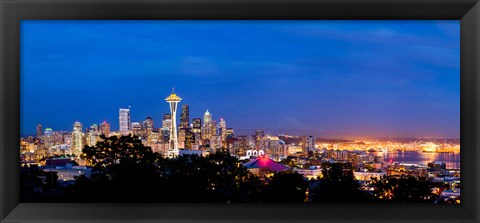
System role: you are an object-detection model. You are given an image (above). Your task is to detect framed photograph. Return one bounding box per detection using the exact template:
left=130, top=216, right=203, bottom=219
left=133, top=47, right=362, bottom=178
left=1, top=0, right=479, bottom=222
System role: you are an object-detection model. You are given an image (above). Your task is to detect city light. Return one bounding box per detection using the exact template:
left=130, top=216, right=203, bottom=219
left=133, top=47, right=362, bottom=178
left=20, top=89, right=461, bottom=203
left=20, top=20, right=460, bottom=203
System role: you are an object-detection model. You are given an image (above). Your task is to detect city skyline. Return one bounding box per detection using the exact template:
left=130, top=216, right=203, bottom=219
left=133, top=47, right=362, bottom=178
left=21, top=20, right=460, bottom=138
left=24, top=101, right=461, bottom=140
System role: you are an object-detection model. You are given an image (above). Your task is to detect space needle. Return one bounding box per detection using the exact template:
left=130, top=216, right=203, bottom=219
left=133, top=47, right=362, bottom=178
left=165, top=87, right=182, bottom=158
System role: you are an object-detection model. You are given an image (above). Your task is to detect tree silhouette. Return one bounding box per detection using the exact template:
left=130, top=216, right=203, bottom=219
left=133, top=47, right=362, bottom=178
left=21, top=135, right=453, bottom=203
left=74, top=134, right=163, bottom=202
left=20, top=165, right=62, bottom=202
left=310, top=163, right=372, bottom=202
left=372, top=176, right=439, bottom=203
left=82, top=134, right=160, bottom=174
left=72, top=136, right=261, bottom=202
left=262, top=171, right=308, bottom=202
left=158, top=151, right=261, bottom=202
left=20, top=165, right=44, bottom=201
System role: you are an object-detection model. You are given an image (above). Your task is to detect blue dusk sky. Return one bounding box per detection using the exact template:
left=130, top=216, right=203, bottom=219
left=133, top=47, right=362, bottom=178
left=20, top=20, right=460, bottom=138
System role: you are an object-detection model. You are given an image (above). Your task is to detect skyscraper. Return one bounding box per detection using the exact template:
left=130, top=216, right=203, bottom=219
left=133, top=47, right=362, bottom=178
left=192, top=118, right=202, bottom=134
left=178, top=129, right=186, bottom=149
left=162, top=127, right=170, bottom=144
left=202, top=110, right=213, bottom=140
left=131, top=122, right=143, bottom=137
left=306, top=135, right=316, bottom=153
left=72, top=121, right=83, bottom=156
left=180, top=104, right=189, bottom=129
left=44, top=128, right=53, bottom=138
left=43, top=127, right=53, bottom=148
left=162, top=114, right=172, bottom=129
left=184, top=129, right=195, bottom=149
left=255, top=129, right=265, bottom=140
left=192, top=118, right=202, bottom=147
left=86, top=124, right=100, bottom=147
left=162, top=114, right=171, bottom=144
left=119, top=106, right=131, bottom=135
left=210, top=120, right=217, bottom=139
left=99, top=121, right=111, bottom=137
left=219, top=118, right=227, bottom=145
left=203, top=110, right=212, bottom=123
left=226, top=128, right=234, bottom=139
left=255, top=129, right=265, bottom=151
left=165, top=87, right=182, bottom=158
left=36, top=124, right=42, bottom=139
left=143, top=117, right=154, bottom=136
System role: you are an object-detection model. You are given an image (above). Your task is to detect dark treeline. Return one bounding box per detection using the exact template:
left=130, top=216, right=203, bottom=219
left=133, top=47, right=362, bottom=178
left=21, top=135, right=443, bottom=203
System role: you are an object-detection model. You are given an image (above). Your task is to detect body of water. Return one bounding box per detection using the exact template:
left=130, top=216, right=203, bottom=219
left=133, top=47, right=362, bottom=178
left=369, top=150, right=460, bottom=169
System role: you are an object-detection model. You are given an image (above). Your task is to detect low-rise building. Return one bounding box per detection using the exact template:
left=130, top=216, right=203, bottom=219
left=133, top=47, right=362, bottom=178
left=42, top=165, right=91, bottom=182
left=293, top=166, right=323, bottom=180
left=387, top=163, right=428, bottom=178
left=353, top=170, right=387, bottom=182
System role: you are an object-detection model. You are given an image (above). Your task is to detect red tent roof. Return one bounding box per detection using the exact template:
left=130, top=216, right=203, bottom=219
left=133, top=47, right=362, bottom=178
left=243, top=156, right=290, bottom=172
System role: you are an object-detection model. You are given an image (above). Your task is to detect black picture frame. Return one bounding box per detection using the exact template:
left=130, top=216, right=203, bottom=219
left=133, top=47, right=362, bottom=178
left=1, top=0, right=479, bottom=222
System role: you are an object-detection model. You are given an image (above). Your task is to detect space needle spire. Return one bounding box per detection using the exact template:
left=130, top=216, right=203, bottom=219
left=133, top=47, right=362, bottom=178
left=165, top=87, right=182, bottom=158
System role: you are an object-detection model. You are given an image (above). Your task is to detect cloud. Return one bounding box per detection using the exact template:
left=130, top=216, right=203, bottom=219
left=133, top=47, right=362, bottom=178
left=283, top=24, right=455, bottom=49
left=181, top=57, right=219, bottom=75
left=268, top=117, right=315, bottom=134
left=229, top=61, right=300, bottom=76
